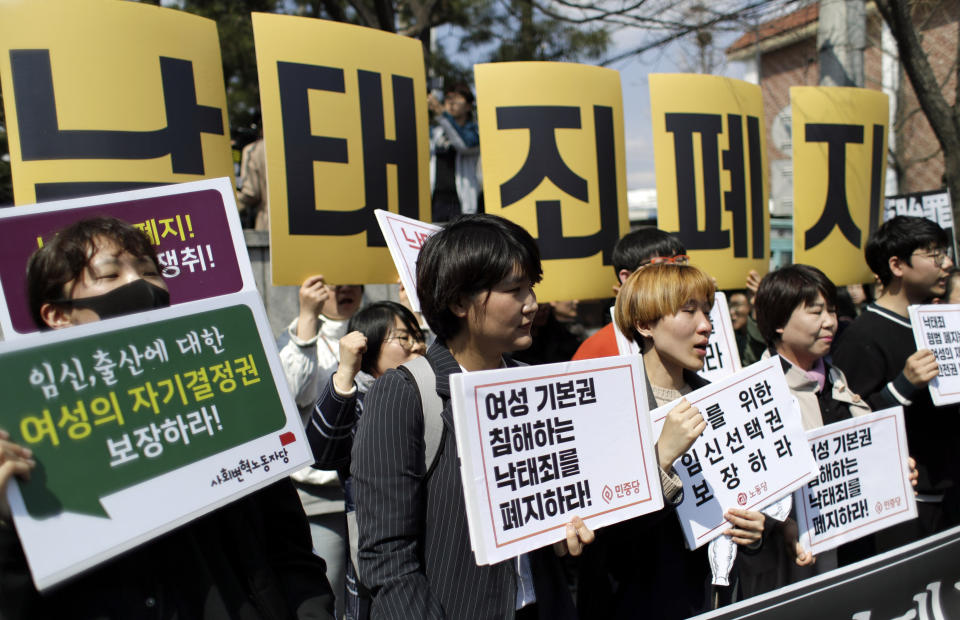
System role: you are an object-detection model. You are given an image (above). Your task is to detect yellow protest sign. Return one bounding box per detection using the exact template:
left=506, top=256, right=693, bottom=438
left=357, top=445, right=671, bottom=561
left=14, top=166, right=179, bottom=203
left=650, top=74, right=769, bottom=289
left=0, top=0, right=232, bottom=205
left=252, top=14, right=431, bottom=286
left=792, top=87, right=888, bottom=286
left=475, top=62, right=628, bottom=303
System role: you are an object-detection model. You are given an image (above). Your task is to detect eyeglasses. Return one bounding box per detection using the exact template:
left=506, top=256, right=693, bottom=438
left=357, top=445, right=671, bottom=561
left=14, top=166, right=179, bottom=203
left=642, top=254, right=690, bottom=266
left=912, top=249, right=951, bottom=267
left=385, top=331, right=424, bottom=350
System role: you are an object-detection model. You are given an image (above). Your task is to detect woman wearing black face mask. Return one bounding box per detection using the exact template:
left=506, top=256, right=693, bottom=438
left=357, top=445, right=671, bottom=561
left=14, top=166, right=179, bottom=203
left=1, top=216, right=337, bottom=619
left=27, top=216, right=171, bottom=329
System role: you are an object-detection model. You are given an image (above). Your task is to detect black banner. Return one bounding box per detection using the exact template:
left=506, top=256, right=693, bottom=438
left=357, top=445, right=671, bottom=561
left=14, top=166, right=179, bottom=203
left=696, top=525, right=960, bottom=619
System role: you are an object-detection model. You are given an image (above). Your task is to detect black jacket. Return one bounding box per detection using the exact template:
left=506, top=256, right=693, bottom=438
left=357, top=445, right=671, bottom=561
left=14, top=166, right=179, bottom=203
left=351, top=341, right=577, bottom=619
left=0, top=479, right=334, bottom=620
left=579, top=369, right=713, bottom=620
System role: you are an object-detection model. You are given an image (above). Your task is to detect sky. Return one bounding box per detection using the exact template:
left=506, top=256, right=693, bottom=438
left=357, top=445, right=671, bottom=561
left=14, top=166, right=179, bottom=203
left=435, top=18, right=752, bottom=194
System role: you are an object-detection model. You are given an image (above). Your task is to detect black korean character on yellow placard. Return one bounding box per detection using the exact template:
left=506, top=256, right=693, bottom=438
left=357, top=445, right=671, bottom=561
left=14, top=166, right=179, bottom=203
left=474, top=62, right=629, bottom=302
left=495, top=105, right=620, bottom=264
left=254, top=15, right=431, bottom=286
left=650, top=74, right=769, bottom=289
left=276, top=63, right=419, bottom=243
left=800, top=123, right=885, bottom=250
left=0, top=1, right=233, bottom=205
left=792, top=87, right=888, bottom=286
left=662, top=112, right=765, bottom=258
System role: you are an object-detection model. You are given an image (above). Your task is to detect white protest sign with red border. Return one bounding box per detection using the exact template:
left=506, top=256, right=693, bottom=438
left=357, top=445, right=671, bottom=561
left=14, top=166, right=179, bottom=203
left=374, top=209, right=440, bottom=313
left=651, top=357, right=817, bottom=549
left=795, top=407, right=917, bottom=555
left=450, top=355, right=663, bottom=564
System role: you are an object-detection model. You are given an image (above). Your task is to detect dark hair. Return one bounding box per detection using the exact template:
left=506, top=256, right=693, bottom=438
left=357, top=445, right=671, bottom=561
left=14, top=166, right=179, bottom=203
left=417, top=214, right=542, bottom=342
left=611, top=228, right=685, bottom=277
left=346, top=301, right=423, bottom=375
left=446, top=82, right=475, bottom=106
left=755, top=264, right=837, bottom=346
left=865, top=216, right=949, bottom=286
left=26, top=216, right=160, bottom=330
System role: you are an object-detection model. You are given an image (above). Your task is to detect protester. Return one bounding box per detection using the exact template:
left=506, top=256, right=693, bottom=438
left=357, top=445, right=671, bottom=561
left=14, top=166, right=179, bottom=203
left=1, top=216, right=334, bottom=619
left=572, top=227, right=687, bottom=361
left=238, top=134, right=269, bottom=230
left=743, top=265, right=869, bottom=595
left=352, top=214, right=593, bottom=619
left=579, top=263, right=763, bottom=618
left=428, top=83, right=481, bottom=222
left=832, top=215, right=958, bottom=549
left=727, top=289, right=765, bottom=367
left=307, top=301, right=426, bottom=620
left=277, top=274, right=364, bottom=618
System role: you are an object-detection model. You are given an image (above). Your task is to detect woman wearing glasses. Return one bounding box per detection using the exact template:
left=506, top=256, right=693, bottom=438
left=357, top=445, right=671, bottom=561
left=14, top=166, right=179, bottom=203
left=307, top=301, right=426, bottom=620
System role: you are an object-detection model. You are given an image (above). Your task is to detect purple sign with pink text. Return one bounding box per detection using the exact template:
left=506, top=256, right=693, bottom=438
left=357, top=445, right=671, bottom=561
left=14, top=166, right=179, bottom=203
left=0, top=178, right=253, bottom=338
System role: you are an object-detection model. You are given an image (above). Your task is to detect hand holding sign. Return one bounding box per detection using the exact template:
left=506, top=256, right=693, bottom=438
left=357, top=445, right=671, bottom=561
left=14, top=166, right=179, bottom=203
left=723, top=507, right=764, bottom=545
left=657, top=398, right=706, bottom=471
left=903, top=349, right=939, bottom=388
left=296, top=275, right=331, bottom=341
left=553, top=515, right=596, bottom=557
left=0, top=430, right=35, bottom=519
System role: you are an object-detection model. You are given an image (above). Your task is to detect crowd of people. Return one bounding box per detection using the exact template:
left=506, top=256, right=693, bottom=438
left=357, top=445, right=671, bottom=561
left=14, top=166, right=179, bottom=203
left=0, top=81, right=956, bottom=619
left=1, top=205, right=956, bottom=619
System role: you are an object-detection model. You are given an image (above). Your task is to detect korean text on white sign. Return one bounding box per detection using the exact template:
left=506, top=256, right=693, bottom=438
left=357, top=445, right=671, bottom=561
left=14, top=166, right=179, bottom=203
left=450, top=355, right=663, bottom=565
left=612, top=292, right=741, bottom=384
left=795, top=407, right=917, bottom=555
left=651, top=357, right=817, bottom=549
left=374, top=209, right=440, bottom=313
left=908, top=304, right=960, bottom=406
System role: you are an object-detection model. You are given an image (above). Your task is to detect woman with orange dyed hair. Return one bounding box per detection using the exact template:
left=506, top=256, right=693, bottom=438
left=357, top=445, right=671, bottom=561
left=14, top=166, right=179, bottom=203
left=584, top=264, right=764, bottom=617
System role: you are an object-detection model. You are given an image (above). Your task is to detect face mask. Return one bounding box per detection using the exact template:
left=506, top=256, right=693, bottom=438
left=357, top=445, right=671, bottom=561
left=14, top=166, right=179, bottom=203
left=63, top=279, right=170, bottom=320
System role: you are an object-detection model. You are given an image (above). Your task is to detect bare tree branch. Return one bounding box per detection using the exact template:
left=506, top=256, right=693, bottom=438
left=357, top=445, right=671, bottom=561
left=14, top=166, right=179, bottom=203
left=598, top=0, right=790, bottom=66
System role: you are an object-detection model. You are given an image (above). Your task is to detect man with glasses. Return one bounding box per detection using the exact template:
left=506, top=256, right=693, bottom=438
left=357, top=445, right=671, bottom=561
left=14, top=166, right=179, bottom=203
left=572, top=228, right=686, bottom=361
left=833, top=215, right=960, bottom=549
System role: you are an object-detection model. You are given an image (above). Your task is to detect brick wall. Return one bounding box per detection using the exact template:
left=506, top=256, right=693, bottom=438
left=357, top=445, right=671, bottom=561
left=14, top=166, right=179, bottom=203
left=893, top=2, right=959, bottom=194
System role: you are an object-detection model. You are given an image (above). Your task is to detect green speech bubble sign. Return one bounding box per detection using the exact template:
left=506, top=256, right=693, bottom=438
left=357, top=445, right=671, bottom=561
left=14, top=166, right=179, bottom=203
left=0, top=304, right=286, bottom=518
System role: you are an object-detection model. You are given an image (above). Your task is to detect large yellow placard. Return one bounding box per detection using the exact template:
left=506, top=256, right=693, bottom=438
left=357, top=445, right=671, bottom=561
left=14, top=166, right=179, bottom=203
left=792, top=87, right=888, bottom=286
left=253, top=14, right=431, bottom=286
left=475, top=62, right=628, bottom=303
left=651, top=74, right=769, bottom=289
left=0, top=0, right=232, bottom=205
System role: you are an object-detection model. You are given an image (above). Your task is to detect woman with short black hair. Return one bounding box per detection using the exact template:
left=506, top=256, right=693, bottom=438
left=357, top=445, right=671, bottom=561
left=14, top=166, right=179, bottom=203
left=352, top=214, right=592, bottom=620
left=742, top=264, right=873, bottom=597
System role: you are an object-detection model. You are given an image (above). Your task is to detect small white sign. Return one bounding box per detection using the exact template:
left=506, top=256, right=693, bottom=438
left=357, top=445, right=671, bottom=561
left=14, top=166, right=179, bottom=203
left=374, top=209, right=440, bottom=313
left=650, top=357, right=817, bottom=549
left=795, top=407, right=917, bottom=555
left=612, top=292, right=741, bottom=383
left=450, top=355, right=663, bottom=565
left=907, top=304, right=960, bottom=406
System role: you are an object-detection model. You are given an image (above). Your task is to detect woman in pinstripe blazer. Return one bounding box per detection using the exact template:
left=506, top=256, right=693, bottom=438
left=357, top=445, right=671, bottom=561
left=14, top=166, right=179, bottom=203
left=352, top=215, right=593, bottom=619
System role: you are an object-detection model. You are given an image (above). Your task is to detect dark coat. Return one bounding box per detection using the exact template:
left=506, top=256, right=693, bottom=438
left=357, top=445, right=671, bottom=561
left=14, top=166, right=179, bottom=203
left=351, top=341, right=578, bottom=619
left=579, top=369, right=714, bottom=620
left=0, top=479, right=334, bottom=620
